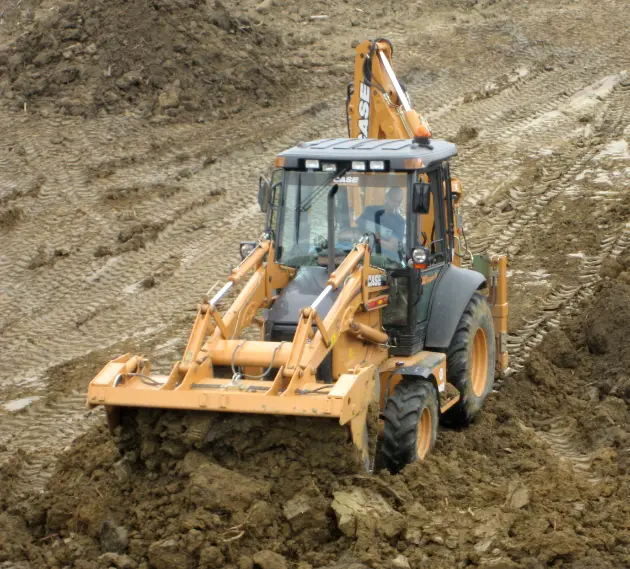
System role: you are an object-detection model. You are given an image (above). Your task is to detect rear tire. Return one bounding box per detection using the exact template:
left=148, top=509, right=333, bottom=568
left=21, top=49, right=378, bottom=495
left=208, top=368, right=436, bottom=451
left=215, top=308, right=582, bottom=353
left=441, top=292, right=495, bottom=427
left=381, top=377, right=438, bottom=474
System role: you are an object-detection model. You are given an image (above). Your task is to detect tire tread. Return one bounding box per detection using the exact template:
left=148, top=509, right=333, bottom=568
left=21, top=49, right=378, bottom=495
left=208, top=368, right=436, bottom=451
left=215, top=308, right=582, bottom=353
left=381, top=377, right=438, bottom=473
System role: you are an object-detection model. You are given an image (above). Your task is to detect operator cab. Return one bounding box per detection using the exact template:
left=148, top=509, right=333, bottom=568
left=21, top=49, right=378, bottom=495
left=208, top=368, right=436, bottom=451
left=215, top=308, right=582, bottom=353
left=257, top=137, right=460, bottom=355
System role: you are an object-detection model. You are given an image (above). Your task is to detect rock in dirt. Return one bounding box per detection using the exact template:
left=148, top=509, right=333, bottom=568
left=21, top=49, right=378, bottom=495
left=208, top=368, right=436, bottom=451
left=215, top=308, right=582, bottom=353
left=199, top=545, right=224, bottom=568
left=99, top=520, right=129, bottom=553
left=238, top=556, right=255, bottom=569
left=98, top=552, right=138, bottom=569
left=244, top=500, right=278, bottom=539
left=93, top=245, right=112, bottom=258
left=585, top=280, right=630, bottom=357
left=111, top=457, right=132, bottom=484
left=471, top=508, right=515, bottom=554
left=331, top=487, right=405, bottom=547
left=183, top=451, right=271, bottom=512
left=539, top=329, right=578, bottom=369
left=148, top=538, right=193, bottom=569
left=252, top=549, right=287, bottom=569
left=283, top=486, right=330, bottom=540
left=158, top=84, right=181, bottom=110
left=116, top=71, right=143, bottom=91
left=118, top=222, right=143, bottom=243
left=28, top=246, right=51, bottom=269
left=255, top=0, right=274, bottom=15
left=599, top=258, right=623, bottom=279
left=453, top=125, right=479, bottom=145
left=392, top=554, right=411, bottom=569
left=505, top=478, right=530, bottom=510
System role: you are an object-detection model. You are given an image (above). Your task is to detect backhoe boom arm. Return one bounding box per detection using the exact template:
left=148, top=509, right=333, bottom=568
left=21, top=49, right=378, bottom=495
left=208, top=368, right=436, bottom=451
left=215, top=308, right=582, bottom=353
left=347, top=39, right=431, bottom=141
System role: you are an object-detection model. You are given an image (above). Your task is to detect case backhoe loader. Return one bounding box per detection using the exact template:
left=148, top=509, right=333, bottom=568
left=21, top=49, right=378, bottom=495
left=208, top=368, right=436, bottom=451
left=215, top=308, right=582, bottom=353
left=87, top=39, right=508, bottom=473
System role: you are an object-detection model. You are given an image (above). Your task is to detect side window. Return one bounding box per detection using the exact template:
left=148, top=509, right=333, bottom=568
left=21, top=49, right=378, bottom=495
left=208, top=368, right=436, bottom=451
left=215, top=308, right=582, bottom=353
left=268, top=169, right=283, bottom=233
left=415, top=171, right=444, bottom=262
left=442, top=164, right=455, bottom=262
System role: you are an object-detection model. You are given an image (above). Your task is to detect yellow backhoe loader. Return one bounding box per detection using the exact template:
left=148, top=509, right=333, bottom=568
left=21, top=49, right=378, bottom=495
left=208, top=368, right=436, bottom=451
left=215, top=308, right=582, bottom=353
left=87, top=39, right=508, bottom=473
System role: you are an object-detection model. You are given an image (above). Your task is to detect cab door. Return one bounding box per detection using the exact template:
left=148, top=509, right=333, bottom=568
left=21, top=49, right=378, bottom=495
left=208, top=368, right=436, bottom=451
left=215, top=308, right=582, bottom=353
left=413, top=167, right=450, bottom=325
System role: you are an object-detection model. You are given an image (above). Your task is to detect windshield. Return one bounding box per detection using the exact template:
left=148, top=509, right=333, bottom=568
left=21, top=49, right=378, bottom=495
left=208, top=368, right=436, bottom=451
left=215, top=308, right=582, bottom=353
left=276, top=170, right=408, bottom=269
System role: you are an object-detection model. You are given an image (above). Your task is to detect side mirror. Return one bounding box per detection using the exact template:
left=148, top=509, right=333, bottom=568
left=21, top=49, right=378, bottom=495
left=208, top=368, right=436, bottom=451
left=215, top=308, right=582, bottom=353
left=412, top=182, right=431, bottom=214
left=258, top=176, right=271, bottom=213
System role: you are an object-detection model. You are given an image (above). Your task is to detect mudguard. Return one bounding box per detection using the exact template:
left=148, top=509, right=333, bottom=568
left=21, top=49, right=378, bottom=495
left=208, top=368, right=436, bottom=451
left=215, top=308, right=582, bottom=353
left=394, top=351, right=446, bottom=396
left=424, top=264, right=486, bottom=350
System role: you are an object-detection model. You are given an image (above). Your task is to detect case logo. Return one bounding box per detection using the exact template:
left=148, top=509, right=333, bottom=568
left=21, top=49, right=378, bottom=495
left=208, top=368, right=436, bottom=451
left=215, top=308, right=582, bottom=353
left=421, top=273, right=438, bottom=286
left=333, top=176, right=360, bottom=185
left=367, top=274, right=387, bottom=287
left=358, top=82, right=370, bottom=138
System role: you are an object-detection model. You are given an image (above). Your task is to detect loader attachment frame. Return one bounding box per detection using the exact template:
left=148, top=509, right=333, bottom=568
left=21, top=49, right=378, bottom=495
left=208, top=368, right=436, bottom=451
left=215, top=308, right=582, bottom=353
left=87, top=240, right=389, bottom=465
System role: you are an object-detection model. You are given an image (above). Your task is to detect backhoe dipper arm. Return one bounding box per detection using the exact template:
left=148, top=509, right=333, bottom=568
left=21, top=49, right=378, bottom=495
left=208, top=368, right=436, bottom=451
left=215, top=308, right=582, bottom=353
left=347, top=39, right=431, bottom=141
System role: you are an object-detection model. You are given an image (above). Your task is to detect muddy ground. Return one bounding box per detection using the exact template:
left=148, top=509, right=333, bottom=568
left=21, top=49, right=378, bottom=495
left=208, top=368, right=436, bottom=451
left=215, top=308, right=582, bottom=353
left=3, top=259, right=630, bottom=569
left=1, top=0, right=630, bottom=566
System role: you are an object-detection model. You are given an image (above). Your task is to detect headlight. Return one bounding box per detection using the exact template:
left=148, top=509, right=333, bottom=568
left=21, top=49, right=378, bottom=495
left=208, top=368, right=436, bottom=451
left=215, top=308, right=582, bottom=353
left=411, top=248, right=429, bottom=269
left=239, top=242, right=257, bottom=260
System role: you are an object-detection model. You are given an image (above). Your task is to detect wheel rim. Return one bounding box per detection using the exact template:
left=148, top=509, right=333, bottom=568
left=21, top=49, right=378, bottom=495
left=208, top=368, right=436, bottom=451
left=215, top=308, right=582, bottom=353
left=471, top=327, right=489, bottom=397
left=416, top=407, right=432, bottom=459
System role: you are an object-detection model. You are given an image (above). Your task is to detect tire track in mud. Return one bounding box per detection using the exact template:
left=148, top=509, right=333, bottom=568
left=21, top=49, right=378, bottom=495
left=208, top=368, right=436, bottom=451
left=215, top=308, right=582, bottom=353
left=483, top=80, right=630, bottom=373
left=503, top=221, right=630, bottom=375
left=471, top=81, right=630, bottom=483
left=0, top=392, right=102, bottom=496
left=519, top=417, right=604, bottom=486
left=461, top=73, right=628, bottom=251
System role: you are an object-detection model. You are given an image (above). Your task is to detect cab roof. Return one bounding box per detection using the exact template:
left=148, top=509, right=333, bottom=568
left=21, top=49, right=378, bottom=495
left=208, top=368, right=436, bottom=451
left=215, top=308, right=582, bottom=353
left=278, top=138, right=457, bottom=170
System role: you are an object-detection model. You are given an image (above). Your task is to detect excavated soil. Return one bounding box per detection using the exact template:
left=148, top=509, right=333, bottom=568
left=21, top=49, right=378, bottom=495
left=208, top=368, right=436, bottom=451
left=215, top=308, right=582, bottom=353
left=1, top=0, right=630, bottom=566
left=0, top=0, right=341, bottom=120
left=2, top=257, right=630, bottom=569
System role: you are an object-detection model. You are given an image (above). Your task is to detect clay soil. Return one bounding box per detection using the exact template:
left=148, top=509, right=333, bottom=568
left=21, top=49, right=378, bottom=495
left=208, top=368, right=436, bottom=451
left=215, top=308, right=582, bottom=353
left=1, top=0, right=630, bottom=567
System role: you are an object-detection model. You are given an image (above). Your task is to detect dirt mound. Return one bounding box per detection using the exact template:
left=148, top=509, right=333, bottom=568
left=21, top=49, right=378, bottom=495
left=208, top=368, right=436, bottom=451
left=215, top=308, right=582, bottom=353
left=1, top=411, right=375, bottom=569
left=0, top=0, right=301, bottom=119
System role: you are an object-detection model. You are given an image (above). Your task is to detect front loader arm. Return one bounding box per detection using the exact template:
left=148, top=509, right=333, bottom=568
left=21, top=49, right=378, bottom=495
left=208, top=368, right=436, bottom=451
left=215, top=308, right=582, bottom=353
left=347, top=39, right=431, bottom=141
left=170, top=240, right=293, bottom=388
left=275, top=243, right=389, bottom=397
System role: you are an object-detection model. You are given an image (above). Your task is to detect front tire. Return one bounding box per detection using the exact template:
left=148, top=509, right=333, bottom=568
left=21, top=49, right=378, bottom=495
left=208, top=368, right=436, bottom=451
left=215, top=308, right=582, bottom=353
left=441, top=292, right=495, bottom=427
left=381, top=377, right=439, bottom=474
